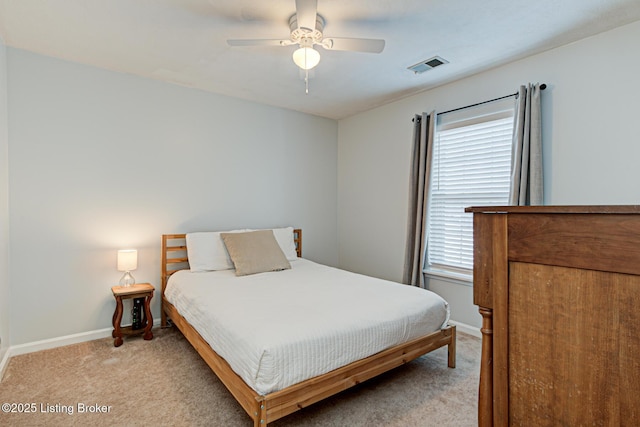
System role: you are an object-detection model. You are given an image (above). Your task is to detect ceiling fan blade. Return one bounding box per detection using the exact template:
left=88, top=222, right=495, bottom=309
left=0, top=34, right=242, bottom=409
left=323, top=38, right=385, bottom=53
left=295, top=0, right=318, bottom=30
left=227, top=39, right=289, bottom=47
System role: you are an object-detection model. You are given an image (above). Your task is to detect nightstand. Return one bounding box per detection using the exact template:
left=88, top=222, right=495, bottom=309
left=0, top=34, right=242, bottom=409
left=111, top=283, right=154, bottom=347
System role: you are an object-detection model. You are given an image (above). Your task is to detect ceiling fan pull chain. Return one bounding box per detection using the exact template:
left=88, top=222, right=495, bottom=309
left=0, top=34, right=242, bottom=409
left=305, top=69, right=309, bottom=94
left=304, top=47, right=309, bottom=94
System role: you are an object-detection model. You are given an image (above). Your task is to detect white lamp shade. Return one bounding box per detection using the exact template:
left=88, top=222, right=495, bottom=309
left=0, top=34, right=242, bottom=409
left=292, top=47, right=320, bottom=70
left=117, top=249, right=138, bottom=271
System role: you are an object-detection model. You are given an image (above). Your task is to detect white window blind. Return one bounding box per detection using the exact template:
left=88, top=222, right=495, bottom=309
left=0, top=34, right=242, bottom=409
left=426, top=99, right=515, bottom=276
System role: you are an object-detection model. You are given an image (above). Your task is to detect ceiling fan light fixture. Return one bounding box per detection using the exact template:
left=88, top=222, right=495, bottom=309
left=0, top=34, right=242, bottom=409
left=292, top=47, right=320, bottom=70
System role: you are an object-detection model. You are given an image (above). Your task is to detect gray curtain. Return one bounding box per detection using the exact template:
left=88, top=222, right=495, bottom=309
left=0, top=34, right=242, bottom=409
left=403, top=112, right=435, bottom=287
left=509, top=83, right=543, bottom=205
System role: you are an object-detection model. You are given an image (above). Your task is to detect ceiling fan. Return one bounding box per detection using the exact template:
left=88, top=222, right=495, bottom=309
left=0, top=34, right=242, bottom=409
left=226, top=0, right=385, bottom=93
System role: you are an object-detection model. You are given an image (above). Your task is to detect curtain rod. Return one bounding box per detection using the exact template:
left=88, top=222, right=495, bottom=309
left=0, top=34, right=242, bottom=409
left=440, top=83, right=546, bottom=116
left=413, top=83, right=546, bottom=121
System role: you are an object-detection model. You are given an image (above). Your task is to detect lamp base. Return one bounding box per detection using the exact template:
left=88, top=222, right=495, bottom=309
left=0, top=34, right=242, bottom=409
left=119, top=271, right=136, bottom=287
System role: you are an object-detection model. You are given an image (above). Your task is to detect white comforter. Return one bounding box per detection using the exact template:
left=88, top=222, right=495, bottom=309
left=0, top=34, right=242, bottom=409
left=165, top=258, right=450, bottom=395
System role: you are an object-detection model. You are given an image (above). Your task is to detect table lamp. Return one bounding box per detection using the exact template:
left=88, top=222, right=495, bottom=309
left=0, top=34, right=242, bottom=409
left=117, top=249, right=137, bottom=287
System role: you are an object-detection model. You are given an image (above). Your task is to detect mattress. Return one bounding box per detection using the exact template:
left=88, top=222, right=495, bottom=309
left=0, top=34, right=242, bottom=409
left=165, top=258, right=450, bottom=395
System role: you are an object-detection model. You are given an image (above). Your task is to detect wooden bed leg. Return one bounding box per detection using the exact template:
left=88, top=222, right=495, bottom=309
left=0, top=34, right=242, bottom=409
left=255, top=401, right=267, bottom=427
left=478, top=306, right=494, bottom=427
left=447, top=326, right=456, bottom=368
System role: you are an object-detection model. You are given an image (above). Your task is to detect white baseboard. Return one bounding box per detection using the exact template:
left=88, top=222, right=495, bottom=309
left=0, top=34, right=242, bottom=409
left=9, top=327, right=115, bottom=357
left=448, top=320, right=481, bottom=338
left=1, top=319, right=161, bottom=381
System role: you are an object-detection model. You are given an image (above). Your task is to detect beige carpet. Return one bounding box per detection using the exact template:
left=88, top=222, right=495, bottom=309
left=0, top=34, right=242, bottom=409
left=0, top=327, right=480, bottom=426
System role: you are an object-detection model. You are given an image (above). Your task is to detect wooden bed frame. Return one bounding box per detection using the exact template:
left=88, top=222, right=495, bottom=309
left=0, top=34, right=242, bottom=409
left=161, top=229, right=456, bottom=426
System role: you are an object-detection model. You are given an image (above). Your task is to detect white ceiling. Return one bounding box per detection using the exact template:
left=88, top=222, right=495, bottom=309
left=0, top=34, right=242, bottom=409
left=1, top=0, right=640, bottom=120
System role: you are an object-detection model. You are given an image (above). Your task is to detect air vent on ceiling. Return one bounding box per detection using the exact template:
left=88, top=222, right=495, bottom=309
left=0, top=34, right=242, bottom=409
left=408, top=56, right=449, bottom=74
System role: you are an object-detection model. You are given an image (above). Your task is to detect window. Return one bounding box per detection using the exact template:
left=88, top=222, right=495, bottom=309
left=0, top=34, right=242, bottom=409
left=425, top=98, right=515, bottom=280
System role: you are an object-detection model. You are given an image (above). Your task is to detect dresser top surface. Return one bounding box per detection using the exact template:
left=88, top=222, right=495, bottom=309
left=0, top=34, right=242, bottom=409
left=465, top=205, right=640, bottom=214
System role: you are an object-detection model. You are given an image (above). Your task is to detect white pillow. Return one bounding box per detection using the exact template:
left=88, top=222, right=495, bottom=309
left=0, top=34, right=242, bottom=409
left=272, top=227, right=299, bottom=260
left=186, top=229, right=246, bottom=272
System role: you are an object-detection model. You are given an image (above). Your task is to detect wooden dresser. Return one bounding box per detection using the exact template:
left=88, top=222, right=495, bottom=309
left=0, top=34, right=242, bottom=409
left=466, top=205, right=640, bottom=426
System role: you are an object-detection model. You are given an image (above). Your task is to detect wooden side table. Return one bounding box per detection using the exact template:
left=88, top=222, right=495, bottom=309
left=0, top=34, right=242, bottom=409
left=111, top=283, right=154, bottom=347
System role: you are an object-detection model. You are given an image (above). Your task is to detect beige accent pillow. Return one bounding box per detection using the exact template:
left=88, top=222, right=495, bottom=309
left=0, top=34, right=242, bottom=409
left=221, top=230, right=291, bottom=276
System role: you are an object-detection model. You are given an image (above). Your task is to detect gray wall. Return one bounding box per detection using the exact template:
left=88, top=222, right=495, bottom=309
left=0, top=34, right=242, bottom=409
left=337, top=20, right=640, bottom=328
left=0, top=39, right=9, bottom=358
left=7, top=48, right=338, bottom=345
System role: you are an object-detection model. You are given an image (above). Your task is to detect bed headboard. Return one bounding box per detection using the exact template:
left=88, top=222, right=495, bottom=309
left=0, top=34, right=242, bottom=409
left=161, top=229, right=302, bottom=295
